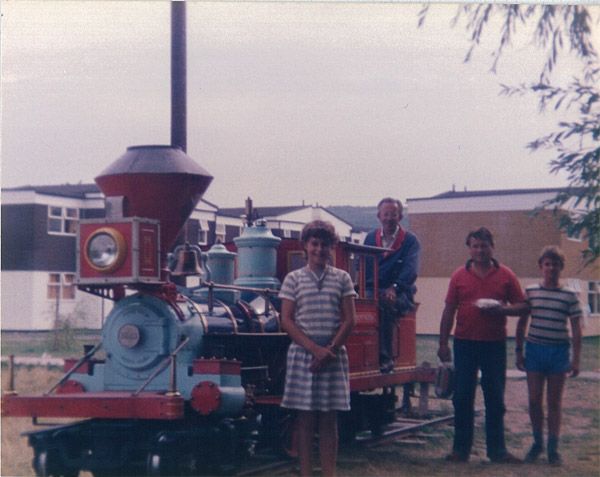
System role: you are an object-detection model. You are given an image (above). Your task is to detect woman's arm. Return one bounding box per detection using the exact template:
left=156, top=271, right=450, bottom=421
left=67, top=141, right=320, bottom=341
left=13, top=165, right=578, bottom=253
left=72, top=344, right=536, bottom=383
left=329, top=295, right=357, bottom=351
left=280, top=298, right=335, bottom=365
left=569, top=315, right=582, bottom=377
left=311, top=295, right=356, bottom=372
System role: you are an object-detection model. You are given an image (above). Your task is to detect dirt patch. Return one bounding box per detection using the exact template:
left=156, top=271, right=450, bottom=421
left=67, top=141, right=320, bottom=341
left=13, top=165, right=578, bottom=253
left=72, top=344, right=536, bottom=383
left=2, top=368, right=598, bottom=476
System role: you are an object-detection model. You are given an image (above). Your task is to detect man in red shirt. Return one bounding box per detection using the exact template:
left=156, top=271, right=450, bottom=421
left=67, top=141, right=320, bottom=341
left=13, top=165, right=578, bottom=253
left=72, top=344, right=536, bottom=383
left=437, top=227, right=527, bottom=464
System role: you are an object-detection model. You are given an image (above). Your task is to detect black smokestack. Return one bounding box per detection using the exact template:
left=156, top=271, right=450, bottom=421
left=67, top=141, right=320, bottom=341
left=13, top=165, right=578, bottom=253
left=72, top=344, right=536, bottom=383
left=171, top=1, right=187, bottom=152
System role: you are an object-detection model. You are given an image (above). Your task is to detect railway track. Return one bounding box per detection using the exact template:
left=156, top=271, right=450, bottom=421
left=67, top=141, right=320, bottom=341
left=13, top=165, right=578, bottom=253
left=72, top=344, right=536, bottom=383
left=237, top=411, right=457, bottom=476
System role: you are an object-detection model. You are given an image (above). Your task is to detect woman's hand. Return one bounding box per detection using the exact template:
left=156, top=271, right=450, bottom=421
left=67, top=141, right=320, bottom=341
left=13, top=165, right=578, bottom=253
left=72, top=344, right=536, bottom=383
left=309, top=344, right=336, bottom=372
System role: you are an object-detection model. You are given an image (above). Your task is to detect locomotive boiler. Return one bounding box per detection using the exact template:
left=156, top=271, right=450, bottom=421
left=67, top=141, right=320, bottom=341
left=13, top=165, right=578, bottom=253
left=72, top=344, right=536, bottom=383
left=2, top=145, right=435, bottom=477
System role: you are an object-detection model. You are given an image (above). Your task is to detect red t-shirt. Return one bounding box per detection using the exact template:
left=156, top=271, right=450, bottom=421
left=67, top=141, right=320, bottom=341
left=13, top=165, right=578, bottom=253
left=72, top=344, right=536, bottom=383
left=445, top=263, right=525, bottom=341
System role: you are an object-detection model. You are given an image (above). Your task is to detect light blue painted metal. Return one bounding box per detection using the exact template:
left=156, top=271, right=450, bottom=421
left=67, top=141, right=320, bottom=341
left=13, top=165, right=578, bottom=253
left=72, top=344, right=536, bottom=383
left=201, top=243, right=240, bottom=303
left=68, top=292, right=246, bottom=414
left=233, top=222, right=281, bottom=300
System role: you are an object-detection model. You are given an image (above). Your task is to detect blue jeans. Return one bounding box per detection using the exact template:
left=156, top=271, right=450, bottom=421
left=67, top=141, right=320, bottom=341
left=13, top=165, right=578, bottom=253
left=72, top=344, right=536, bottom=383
left=452, top=339, right=507, bottom=459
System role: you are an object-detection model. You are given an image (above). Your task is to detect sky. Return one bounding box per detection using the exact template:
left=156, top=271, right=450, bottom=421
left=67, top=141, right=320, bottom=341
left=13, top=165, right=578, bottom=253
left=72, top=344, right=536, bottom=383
left=1, top=1, right=597, bottom=208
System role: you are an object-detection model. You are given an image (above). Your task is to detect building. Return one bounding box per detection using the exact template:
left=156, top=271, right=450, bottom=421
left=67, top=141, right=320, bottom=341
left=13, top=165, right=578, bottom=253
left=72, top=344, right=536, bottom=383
left=1, top=184, right=355, bottom=330
left=407, top=188, right=599, bottom=337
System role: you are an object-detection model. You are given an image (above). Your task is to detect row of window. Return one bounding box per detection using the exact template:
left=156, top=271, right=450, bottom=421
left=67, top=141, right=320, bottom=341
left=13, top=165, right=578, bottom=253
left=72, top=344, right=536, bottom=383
left=42, top=273, right=600, bottom=315
left=48, top=206, right=79, bottom=235
left=47, top=273, right=76, bottom=300
left=46, top=206, right=309, bottom=243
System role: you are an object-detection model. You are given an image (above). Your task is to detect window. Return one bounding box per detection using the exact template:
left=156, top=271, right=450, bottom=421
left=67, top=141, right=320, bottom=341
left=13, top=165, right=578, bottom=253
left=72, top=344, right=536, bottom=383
left=47, top=273, right=76, bottom=300
left=346, top=252, right=376, bottom=300
left=215, top=223, right=226, bottom=244
left=588, top=281, right=600, bottom=315
left=283, top=229, right=292, bottom=238
left=198, top=220, right=209, bottom=246
left=48, top=206, right=79, bottom=235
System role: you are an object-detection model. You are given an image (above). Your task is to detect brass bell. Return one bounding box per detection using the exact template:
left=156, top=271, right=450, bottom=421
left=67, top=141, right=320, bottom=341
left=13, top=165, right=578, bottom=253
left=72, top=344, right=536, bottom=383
left=171, top=242, right=203, bottom=276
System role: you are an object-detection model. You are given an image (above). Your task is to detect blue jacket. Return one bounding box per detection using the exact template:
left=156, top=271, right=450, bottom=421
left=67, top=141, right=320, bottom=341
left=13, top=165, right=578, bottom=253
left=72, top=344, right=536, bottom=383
left=364, top=228, right=420, bottom=297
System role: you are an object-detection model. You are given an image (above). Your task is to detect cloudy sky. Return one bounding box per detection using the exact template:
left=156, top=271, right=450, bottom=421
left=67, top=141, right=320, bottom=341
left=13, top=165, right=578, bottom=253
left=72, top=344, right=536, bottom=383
left=1, top=2, right=595, bottom=207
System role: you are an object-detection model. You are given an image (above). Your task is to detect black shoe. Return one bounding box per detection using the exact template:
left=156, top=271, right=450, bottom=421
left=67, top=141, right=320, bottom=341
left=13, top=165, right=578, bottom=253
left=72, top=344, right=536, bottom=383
left=524, top=444, right=543, bottom=463
left=445, top=452, right=469, bottom=463
left=489, top=451, right=522, bottom=464
left=548, top=452, right=562, bottom=466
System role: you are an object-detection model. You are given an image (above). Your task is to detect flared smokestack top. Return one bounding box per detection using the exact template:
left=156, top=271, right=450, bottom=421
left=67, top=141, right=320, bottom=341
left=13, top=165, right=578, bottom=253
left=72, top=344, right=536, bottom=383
left=95, top=145, right=213, bottom=254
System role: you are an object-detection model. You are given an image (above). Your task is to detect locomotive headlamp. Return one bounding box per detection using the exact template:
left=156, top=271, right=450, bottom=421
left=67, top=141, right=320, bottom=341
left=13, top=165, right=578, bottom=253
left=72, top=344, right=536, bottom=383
left=78, top=218, right=161, bottom=284
left=85, top=227, right=127, bottom=273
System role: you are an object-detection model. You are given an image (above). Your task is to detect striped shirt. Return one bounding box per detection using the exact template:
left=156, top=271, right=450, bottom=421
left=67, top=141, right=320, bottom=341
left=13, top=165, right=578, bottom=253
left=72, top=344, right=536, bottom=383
left=525, top=284, right=582, bottom=345
left=279, top=266, right=356, bottom=411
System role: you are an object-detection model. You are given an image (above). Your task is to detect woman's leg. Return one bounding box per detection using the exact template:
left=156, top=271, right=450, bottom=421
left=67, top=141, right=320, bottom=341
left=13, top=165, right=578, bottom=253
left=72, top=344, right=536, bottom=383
left=297, top=411, right=317, bottom=476
left=318, top=411, right=339, bottom=477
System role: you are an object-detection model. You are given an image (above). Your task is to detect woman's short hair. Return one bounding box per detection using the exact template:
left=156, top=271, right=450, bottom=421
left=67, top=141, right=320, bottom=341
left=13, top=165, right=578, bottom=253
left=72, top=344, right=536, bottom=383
left=301, top=220, right=339, bottom=246
left=538, top=245, right=566, bottom=268
left=465, top=227, right=494, bottom=247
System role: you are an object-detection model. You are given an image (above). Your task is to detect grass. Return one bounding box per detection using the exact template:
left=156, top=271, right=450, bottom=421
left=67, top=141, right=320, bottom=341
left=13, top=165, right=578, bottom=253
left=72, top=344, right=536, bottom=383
left=417, top=335, right=600, bottom=372
left=3, top=331, right=599, bottom=372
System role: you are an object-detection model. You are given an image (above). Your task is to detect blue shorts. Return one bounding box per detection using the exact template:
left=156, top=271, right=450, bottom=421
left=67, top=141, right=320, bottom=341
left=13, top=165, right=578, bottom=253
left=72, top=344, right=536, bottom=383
left=525, top=341, right=571, bottom=374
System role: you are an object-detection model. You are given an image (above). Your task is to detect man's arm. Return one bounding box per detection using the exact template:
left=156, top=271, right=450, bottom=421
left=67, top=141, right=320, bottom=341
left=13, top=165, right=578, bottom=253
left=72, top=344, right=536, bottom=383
left=393, top=235, right=420, bottom=288
left=515, top=313, right=529, bottom=371
left=437, top=303, right=457, bottom=362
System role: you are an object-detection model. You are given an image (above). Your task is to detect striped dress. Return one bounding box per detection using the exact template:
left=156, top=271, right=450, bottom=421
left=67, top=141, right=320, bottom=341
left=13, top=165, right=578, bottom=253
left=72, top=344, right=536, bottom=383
left=279, top=265, right=356, bottom=411
left=525, top=284, right=582, bottom=345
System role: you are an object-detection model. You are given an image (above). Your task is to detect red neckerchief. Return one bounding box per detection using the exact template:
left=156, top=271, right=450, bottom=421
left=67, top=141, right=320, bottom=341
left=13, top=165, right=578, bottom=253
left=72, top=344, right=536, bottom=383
left=375, top=227, right=406, bottom=259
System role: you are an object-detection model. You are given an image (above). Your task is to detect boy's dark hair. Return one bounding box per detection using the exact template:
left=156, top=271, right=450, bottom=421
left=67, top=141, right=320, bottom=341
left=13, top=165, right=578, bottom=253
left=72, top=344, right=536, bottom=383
left=465, top=227, right=494, bottom=247
left=538, top=245, right=566, bottom=268
left=301, top=220, right=339, bottom=246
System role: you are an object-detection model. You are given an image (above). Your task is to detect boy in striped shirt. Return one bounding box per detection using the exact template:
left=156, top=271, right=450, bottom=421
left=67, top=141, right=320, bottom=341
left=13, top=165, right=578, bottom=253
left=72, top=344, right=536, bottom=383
left=516, top=246, right=583, bottom=466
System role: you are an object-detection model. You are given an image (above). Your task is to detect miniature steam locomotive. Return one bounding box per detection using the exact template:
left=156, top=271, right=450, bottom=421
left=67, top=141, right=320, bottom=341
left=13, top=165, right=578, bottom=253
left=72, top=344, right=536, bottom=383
left=2, top=145, right=434, bottom=476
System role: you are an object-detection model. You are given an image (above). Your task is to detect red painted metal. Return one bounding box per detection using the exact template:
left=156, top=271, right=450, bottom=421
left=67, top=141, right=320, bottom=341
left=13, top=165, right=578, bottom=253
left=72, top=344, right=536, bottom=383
left=192, top=359, right=241, bottom=375
left=95, top=146, right=212, bottom=255
left=57, top=380, right=86, bottom=394
left=1, top=392, right=184, bottom=420
left=63, top=359, right=90, bottom=374
left=349, top=366, right=436, bottom=392
left=191, top=381, right=221, bottom=415
left=79, top=222, right=135, bottom=280
left=78, top=219, right=160, bottom=284
left=253, top=395, right=283, bottom=405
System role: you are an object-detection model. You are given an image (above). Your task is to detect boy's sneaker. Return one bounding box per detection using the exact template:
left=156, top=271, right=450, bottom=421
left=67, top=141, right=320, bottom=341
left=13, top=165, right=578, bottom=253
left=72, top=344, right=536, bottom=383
left=524, top=444, right=543, bottom=463
left=548, top=452, right=562, bottom=466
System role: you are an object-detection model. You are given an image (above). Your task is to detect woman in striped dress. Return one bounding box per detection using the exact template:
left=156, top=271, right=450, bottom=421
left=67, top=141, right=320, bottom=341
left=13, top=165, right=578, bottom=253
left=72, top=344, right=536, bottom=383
left=279, top=220, right=357, bottom=477
left=515, top=246, right=583, bottom=466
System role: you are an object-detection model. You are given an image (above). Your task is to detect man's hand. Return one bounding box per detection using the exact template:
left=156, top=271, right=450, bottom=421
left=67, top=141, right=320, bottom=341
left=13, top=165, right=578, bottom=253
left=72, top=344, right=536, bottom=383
left=569, top=361, right=580, bottom=378
left=480, top=304, right=506, bottom=318
left=515, top=350, right=525, bottom=371
left=437, top=343, right=452, bottom=363
left=382, top=286, right=397, bottom=304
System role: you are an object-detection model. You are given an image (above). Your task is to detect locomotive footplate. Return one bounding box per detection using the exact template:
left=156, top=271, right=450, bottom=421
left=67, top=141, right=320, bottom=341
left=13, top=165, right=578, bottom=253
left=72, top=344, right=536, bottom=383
left=2, top=392, right=184, bottom=420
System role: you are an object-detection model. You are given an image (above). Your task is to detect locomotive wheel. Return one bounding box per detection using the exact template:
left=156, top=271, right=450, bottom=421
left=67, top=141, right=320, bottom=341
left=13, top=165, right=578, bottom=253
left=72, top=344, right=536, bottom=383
left=147, top=452, right=179, bottom=477
left=33, top=450, right=79, bottom=477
